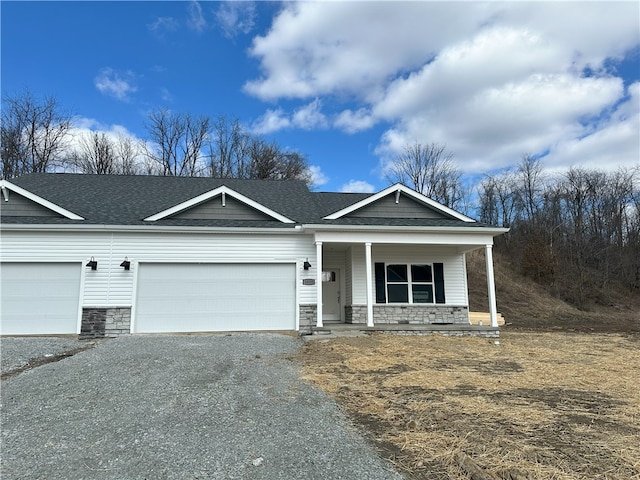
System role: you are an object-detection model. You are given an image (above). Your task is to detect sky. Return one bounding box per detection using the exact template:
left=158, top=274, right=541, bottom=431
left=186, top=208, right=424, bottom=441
left=2, top=1, right=639, bottom=193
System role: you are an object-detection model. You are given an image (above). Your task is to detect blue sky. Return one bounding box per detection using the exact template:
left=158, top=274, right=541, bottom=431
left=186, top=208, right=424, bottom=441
left=2, top=1, right=639, bottom=193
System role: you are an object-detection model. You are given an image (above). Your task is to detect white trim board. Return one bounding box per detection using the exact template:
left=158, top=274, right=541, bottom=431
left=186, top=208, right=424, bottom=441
left=323, top=183, right=475, bottom=222
left=0, top=180, right=85, bottom=220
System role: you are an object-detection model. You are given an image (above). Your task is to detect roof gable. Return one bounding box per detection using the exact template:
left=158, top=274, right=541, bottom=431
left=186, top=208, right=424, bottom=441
left=168, top=193, right=275, bottom=221
left=323, top=184, right=475, bottom=222
left=347, top=192, right=450, bottom=219
left=144, top=185, right=295, bottom=223
left=0, top=180, right=84, bottom=220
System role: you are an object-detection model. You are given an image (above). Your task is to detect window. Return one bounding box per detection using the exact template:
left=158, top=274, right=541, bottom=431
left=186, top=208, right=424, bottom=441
left=375, top=262, right=446, bottom=304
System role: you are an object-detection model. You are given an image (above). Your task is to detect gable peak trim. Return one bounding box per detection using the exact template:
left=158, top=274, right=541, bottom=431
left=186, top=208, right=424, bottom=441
left=323, top=183, right=475, bottom=222
left=143, top=185, right=295, bottom=223
left=0, top=179, right=85, bottom=220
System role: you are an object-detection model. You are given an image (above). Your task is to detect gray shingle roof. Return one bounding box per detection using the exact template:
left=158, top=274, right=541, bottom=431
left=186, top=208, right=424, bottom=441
left=2, top=173, right=489, bottom=229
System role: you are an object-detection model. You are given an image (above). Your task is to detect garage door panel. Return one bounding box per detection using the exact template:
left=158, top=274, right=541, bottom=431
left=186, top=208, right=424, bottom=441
left=135, top=263, right=296, bottom=333
left=0, top=263, right=81, bottom=335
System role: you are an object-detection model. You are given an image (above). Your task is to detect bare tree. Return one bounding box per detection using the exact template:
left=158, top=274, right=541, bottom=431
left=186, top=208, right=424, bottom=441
left=516, top=154, right=545, bottom=225
left=70, top=131, right=145, bottom=175
left=207, top=115, right=250, bottom=178
left=114, top=134, right=144, bottom=175
left=144, top=109, right=210, bottom=176
left=70, top=131, right=117, bottom=174
left=1, top=90, right=72, bottom=178
left=386, top=142, right=465, bottom=209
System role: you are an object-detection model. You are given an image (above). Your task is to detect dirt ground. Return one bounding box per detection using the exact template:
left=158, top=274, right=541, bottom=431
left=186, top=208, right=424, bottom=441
left=296, top=330, right=640, bottom=480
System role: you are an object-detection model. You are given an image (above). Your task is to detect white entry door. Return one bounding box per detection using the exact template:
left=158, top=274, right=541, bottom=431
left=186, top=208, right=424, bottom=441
left=322, top=269, right=341, bottom=323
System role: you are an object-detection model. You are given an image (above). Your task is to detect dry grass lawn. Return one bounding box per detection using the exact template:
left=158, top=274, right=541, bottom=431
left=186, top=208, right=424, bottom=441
left=297, top=331, right=640, bottom=480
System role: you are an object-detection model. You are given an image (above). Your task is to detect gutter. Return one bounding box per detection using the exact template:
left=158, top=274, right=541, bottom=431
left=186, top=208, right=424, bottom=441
left=301, top=224, right=510, bottom=235
left=0, top=223, right=306, bottom=235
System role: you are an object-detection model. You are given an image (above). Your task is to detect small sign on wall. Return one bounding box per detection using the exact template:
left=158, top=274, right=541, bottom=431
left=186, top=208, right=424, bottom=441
left=302, top=278, right=316, bottom=285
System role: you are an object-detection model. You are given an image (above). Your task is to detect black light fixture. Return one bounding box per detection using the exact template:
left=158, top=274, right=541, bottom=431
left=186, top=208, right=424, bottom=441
left=303, top=258, right=312, bottom=270
left=86, top=257, right=98, bottom=270
left=120, top=257, right=131, bottom=271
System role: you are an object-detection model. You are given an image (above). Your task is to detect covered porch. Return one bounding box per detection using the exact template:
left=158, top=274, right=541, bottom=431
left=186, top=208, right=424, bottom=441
left=308, top=228, right=503, bottom=332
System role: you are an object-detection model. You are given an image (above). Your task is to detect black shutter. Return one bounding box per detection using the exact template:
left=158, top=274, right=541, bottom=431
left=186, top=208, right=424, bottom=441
left=434, top=262, right=445, bottom=304
left=375, top=262, right=386, bottom=303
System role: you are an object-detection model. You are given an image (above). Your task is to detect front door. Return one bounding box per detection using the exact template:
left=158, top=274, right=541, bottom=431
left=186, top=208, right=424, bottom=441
left=322, top=269, right=342, bottom=323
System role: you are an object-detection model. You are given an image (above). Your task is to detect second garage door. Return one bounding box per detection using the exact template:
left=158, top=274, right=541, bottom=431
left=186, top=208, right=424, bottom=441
left=134, top=263, right=296, bottom=333
left=0, top=262, right=81, bottom=335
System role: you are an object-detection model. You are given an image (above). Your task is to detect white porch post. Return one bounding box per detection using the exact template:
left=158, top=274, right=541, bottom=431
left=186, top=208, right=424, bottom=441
left=365, top=242, right=374, bottom=327
left=485, top=244, right=499, bottom=327
left=316, top=241, right=323, bottom=328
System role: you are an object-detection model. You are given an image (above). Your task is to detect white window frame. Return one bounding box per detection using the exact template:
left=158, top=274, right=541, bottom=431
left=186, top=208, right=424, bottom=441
left=385, top=263, right=434, bottom=304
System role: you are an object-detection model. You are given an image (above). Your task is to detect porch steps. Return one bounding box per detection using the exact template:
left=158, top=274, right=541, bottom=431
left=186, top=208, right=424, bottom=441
left=468, top=312, right=505, bottom=326
left=310, top=323, right=501, bottom=338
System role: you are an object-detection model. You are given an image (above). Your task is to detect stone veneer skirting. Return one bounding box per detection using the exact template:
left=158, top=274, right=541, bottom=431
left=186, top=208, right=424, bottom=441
left=345, top=305, right=469, bottom=325
left=299, top=304, right=317, bottom=335
left=80, top=307, right=131, bottom=339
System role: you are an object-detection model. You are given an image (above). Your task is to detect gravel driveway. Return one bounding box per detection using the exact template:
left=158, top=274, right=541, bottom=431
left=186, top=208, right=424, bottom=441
left=0, top=334, right=403, bottom=480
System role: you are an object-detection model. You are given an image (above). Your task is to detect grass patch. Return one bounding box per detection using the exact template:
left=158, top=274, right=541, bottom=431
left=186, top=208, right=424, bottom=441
left=297, top=331, right=640, bottom=480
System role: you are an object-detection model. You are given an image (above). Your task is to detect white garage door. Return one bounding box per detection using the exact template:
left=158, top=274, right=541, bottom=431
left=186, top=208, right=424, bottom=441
left=0, top=263, right=81, bottom=335
left=134, top=263, right=296, bottom=333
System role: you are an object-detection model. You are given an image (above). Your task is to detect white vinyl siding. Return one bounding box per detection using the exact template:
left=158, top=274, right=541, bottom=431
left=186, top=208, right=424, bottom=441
left=134, top=263, right=295, bottom=333
left=350, top=245, right=468, bottom=306
left=0, top=262, right=81, bottom=335
left=0, top=230, right=317, bottom=309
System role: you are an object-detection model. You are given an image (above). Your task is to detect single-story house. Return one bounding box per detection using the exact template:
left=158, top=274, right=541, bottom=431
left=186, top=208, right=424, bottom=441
left=0, top=173, right=508, bottom=337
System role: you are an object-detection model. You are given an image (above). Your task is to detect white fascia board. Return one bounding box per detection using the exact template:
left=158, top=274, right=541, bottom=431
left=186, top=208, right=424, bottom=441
left=303, top=223, right=509, bottom=236
left=323, top=183, right=476, bottom=222
left=143, top=185, right=294, bottom=223
left=0, top=223, right=304, bottom=235
left=0, top=180, right=85, bottom=220
left=312, top=229, right=501, bottom=246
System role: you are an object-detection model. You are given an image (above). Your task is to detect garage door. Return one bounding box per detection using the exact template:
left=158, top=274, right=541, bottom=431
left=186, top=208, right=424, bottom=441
left=0, top=263, right=81, bottom=335
left=134, top=263, right=296, bottom=333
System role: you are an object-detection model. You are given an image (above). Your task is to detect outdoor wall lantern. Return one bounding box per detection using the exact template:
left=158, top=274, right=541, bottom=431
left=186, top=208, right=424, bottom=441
left=86, top=257, right=98, bottom=270
left=120, top=257, right=131, bottom=271
left=303, top=258, right=312, bottom=270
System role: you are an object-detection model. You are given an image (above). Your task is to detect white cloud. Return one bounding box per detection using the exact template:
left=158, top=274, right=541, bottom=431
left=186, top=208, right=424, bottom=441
left=187, top=1, right=207, bottom=33
left=340, top=180, right=375, bottom=193
left=245, top=2, right=639, bottom=175
left=94, top=68, right=138, bottom=101
left=334, top=108, right=376, bottom=134
left=306, top=165, right=329, bottom=187
left=216, top=1, right=256, bottom=39
left=251, top=100, right=328, bottom=134
left=292, top=99, right=328, bottom=130
left=160, top=88, right=173, bottom=102
left=147, top=16, right=178, bottom=35
left=251, top=108, right=291, bottom=135
left=544, top=82, right=640, bottom=172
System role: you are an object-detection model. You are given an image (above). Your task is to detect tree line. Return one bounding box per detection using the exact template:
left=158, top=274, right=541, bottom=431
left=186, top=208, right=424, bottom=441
left=386, top=143, right=639, bottom=310
left=477, top=156, right=639, bottom=309
left=1, top=91, right=310, bottom=183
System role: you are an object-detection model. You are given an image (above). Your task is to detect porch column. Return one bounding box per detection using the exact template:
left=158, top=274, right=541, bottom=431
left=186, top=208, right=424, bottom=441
left=316, top=241, right=323, bottom=328
left=365, top=242, right=374, bottom=327
left=485, top=244, right=499, bottom=327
